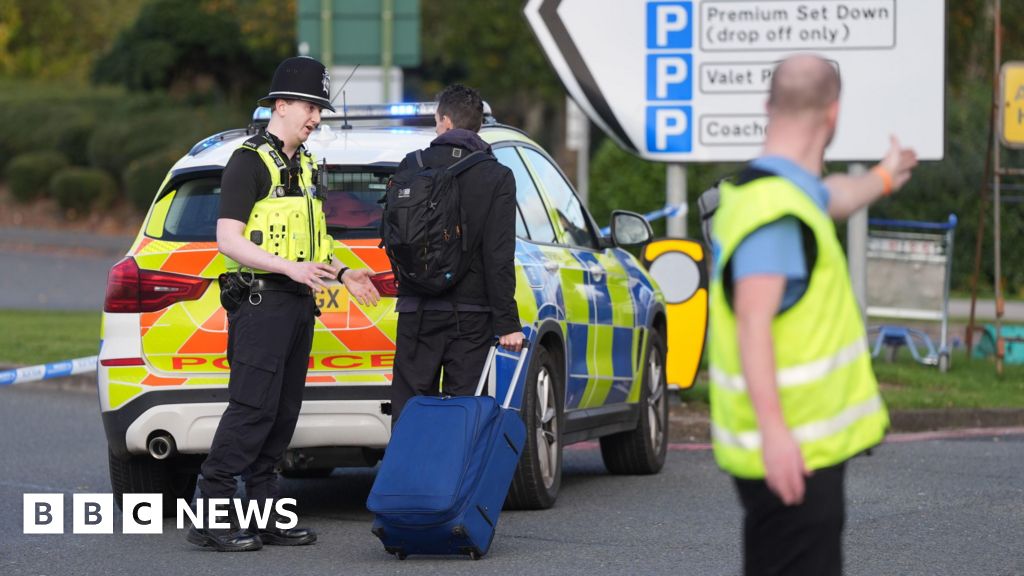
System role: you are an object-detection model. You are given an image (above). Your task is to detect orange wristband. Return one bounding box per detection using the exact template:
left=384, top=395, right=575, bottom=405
left=872, top=165, right=893, bottom=196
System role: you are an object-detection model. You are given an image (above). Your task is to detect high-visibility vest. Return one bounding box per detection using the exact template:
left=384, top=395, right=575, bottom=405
left=708, top=174, right=888, bottom=479
left=224, top=134, right=334, bottom=273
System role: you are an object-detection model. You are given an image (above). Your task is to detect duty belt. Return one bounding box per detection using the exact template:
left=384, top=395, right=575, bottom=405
left=247, top=274, right=313, bottom=296
left=221, top=271, right=315, bottom=309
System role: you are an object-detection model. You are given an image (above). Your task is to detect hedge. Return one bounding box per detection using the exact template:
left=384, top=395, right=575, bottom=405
left=49, top=167, right=118, bottom=216
left=123, top=148, right=181, bottom=211
left=6, top=151, right=69, bottom=203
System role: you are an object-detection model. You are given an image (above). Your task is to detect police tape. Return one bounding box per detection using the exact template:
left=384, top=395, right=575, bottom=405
left=0, top=356, right=97, bottom=386
left=599, top=203, right=689, bottom=236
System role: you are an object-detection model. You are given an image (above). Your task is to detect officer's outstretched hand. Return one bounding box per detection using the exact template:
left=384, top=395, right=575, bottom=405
left=341, top=268, right=381, bottom=307
left=879, top=135, right=918, bottom=194
left=287, top=261, right=337, bottom=291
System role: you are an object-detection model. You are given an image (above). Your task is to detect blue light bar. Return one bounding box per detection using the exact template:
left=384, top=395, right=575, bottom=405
left=389, top=104, right=419, bottom=116
left=188, top=128, right=249, bottom=156
left=250, top=102, right=491, bottom=125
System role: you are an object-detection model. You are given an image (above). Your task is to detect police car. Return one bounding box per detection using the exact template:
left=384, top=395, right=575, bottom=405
left=100, top=103, right=669, bottom=511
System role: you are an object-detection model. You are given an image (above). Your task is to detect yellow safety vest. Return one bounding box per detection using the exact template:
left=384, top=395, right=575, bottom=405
left=708, top=175, right=888, bottom=479
left=224, top=135, right=334, bottom=273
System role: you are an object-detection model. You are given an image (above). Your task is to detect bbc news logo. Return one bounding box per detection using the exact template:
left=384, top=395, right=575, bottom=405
left=23, top=494, right=298, bottom=534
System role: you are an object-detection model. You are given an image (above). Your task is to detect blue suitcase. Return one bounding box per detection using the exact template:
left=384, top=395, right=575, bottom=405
left=367, top=343, right=529, bottom=560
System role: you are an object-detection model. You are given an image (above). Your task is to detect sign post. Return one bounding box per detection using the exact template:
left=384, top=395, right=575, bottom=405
left=666, top=164, right=687, bottom=237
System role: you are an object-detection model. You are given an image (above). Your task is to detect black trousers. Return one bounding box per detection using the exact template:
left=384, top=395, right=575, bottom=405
left=390, top=310, right=493, bottom=423
left=733, top=462, right=847, bottom=576
left=199, top=290, right=316, bottom=503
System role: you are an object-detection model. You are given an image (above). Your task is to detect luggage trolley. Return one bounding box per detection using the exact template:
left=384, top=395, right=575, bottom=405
left=865, top=215, right=957, bottom=372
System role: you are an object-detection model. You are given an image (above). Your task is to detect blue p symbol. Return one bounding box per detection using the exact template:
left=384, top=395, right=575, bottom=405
left=647, top=54, right=692, bottom=100
left=647, top=2, right=692, bottom=49
left=646, top=106, right=692, bottom=152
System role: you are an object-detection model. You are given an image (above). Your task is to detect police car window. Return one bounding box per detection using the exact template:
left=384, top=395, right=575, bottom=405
left=162, top=177, right=220, bottom=241
left=323, top=168, right=390, bottom=239
left=515, top=206, right=528, bottom=238
left=493, top=146, right=556, bottom=243
left=521, top=148, right=596, bottom=249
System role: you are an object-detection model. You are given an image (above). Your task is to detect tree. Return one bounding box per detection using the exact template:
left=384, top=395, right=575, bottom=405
left=91, top=0, right=273, bottom=101
left=947, top=0, right=1024, bottom=90
left=417, top=0, right=565, bottom=152
left=0, top=0, right=141, bottom=82
left=200, top=0, right=298, bottom=73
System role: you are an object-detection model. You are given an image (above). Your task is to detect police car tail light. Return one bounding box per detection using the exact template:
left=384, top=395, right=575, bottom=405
left=100, top=357, right=144, bottom=367
left=370, top=271, right=398, bottom=297
left=104, top=257, right=211, bottom=313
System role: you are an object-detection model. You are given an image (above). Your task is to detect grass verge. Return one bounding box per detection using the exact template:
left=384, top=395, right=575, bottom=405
left=0, top=310, right=101, bottom=367
left=679, top=350, right=1024, bottom=411
left=3, top=309, right=1022, bottom=412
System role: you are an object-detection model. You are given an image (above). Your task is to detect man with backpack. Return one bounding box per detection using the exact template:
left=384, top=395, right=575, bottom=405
left=383, top=84, right=524, bottom=423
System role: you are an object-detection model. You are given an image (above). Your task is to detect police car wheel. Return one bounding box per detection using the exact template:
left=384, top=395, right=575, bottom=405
left=506, top=346, right=563, bottom=510
left=599, top=332, right=668, bottom=475
left=108, top=448, right=198, bottom=517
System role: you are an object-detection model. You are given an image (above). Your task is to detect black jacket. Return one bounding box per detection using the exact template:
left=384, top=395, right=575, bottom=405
left=394, top=129, right=521, bottom=336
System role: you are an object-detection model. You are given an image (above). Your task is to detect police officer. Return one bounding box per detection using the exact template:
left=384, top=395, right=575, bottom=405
left=187, top=56, right=380, bottom=552
left=708, top=55, right=917, bottom=575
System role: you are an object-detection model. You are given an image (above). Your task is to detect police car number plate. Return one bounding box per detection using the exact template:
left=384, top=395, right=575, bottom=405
left=315, top=285, right=348, bottom=312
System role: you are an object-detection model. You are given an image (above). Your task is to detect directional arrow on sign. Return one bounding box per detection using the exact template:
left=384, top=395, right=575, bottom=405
left=525, top=0, right=643, bottom=156
left=526, top=0, right=699, bottom=161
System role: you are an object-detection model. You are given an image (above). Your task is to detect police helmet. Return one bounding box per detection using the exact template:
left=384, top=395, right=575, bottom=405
left=257, top=56, right=336, bottom=112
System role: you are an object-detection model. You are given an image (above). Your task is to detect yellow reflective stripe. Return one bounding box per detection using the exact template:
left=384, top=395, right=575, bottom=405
left=108, top=383, right=144, bottom=409
left=627, top=327, right=647, bottom=403
left=710, top=338, right=868, bottom=393
left=711, top=394, right=885, bottom=451
left=145, top=191, right=175, bottom=238
left=593, top=324, right=615, bottom=380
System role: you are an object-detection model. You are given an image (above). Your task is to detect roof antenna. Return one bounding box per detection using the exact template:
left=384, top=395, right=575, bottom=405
left=329, top=64, right=359, bottom=131
left=341, top=91, right=352, bottom=130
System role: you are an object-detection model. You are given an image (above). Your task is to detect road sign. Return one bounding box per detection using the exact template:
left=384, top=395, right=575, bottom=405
left=297, top=0, right=420, bottom=67
left=525, top=0, right=945, bottom=162
left=1002, top=62, right=1024, bottom=149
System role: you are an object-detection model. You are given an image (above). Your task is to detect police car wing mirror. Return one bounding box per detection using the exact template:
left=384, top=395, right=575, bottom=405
left=610, top=210, right=652, bottom=247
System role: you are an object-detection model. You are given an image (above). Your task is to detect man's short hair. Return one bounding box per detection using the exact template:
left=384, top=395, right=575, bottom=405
left=436, top=84, right=484, bottom=132
left=767, top=55, right=841, bottom=116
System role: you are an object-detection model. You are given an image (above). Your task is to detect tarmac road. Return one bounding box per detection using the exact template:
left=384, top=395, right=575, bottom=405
left=0, top=228, right=132, bottom=311
left=0, top=384, right=1021, bottom=576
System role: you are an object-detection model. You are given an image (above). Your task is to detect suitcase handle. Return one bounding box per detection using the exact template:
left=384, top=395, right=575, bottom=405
left=474, top=339, right=530, bottom=409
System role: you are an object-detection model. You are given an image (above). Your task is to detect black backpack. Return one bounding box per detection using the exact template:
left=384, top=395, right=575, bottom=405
left=379, top=147, right=494, bottom=296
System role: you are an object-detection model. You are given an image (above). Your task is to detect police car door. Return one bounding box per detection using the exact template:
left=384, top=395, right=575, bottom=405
left=520, top=148, right=633, bottom=412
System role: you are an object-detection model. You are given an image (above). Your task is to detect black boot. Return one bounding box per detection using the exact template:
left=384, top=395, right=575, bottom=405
left=258, top=514, right=317, bottom=546
left=186, top=503, right=262, bottom=552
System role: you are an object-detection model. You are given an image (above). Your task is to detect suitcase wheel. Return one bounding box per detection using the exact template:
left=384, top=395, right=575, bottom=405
left=385, top=546, right=407, bottom=560
left=469, top=550, right=482, bottom=561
